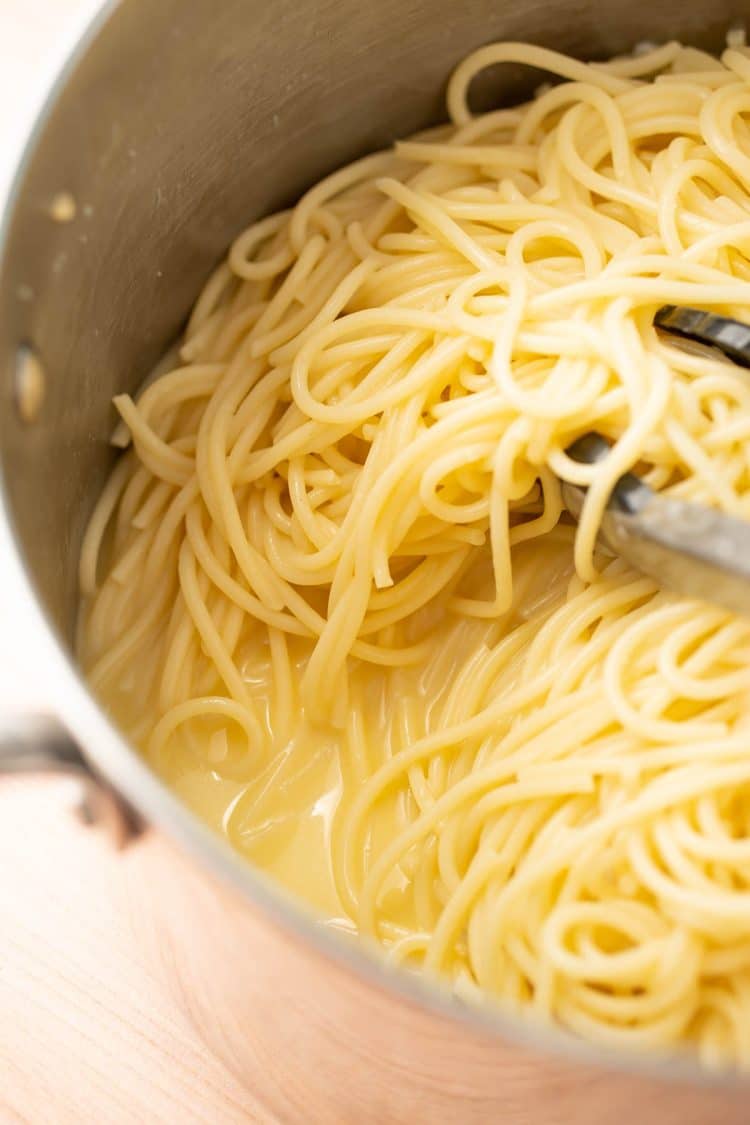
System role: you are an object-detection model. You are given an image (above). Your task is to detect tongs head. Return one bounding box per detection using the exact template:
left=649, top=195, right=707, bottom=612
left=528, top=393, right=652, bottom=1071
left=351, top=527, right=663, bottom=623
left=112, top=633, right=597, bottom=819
left=563, top=307, right=750, bottom=615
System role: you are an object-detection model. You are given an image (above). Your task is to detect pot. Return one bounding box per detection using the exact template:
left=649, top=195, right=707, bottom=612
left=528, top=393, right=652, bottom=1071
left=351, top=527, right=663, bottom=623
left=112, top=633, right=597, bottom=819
left=1, top=1, right=749, bottom=1121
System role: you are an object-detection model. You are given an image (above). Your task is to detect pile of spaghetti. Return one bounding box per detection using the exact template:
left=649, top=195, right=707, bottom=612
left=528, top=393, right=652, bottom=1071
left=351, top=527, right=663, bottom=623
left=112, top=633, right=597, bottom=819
left=81, top=36, right=750, bottom=1067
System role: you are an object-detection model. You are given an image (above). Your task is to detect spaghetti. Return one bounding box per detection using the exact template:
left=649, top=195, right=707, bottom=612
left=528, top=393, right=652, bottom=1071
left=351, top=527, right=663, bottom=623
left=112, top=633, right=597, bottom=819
left=80, top=36, right=750, bottom=1066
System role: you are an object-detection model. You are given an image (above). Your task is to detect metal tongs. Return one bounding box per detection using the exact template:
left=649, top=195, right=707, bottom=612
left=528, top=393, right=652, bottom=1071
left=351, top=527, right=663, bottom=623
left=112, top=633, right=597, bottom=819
left=562, top=307, right=750, bottom=614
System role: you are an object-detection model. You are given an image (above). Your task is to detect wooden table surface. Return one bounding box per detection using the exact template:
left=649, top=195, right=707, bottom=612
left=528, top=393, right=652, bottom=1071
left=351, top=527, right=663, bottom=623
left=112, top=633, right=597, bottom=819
left=0, top=778, right=270, bottom=1123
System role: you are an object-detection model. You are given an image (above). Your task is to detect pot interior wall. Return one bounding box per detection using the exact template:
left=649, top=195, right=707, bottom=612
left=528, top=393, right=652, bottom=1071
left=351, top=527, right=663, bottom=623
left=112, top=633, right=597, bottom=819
left=0, top=0, right=747, bottom=644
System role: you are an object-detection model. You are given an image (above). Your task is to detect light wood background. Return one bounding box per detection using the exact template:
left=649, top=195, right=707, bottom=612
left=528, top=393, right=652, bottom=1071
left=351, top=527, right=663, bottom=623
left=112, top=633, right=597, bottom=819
left=0, top=779, right=270, bottom=1123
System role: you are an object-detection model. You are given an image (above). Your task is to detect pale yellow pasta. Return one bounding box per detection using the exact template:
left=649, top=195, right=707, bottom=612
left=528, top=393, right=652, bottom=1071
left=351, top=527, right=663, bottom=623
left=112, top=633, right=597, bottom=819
left=80, top=36, right=750, bottom=1067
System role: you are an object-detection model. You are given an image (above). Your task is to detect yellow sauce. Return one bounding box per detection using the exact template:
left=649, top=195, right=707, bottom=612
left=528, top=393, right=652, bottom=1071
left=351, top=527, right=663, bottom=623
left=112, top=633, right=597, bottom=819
left=92, top=534, right=574, bottom=929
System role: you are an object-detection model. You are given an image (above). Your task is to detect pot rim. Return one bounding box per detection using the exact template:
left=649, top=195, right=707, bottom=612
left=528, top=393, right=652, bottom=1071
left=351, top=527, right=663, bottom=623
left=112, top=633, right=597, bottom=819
left=0, top=0, right=745, bottom=1094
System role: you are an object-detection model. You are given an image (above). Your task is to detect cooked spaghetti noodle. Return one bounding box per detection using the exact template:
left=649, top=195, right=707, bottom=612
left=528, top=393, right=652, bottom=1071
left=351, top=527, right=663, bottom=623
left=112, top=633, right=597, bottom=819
left=80, top=36, right=750, bottom=1067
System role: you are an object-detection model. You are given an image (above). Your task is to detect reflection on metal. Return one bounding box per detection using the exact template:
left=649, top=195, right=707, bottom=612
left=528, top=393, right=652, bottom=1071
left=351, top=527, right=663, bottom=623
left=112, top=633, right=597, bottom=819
left=14, top=345, right=45, bottom=424
left=48, top=191, right=77, bottom=223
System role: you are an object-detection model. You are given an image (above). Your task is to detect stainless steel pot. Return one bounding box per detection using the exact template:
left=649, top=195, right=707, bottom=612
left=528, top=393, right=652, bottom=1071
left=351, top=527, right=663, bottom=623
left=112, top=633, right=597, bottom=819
left=2, top=2, right=750, bottom=1121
